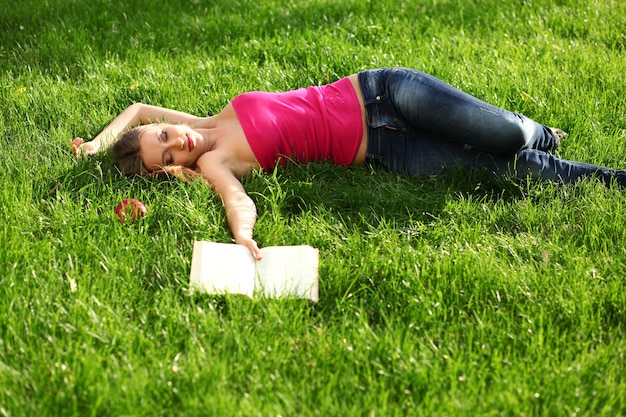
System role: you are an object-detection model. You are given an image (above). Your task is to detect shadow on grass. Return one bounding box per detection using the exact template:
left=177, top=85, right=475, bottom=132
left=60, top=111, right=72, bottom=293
left=0, top=0, right=378, bottom=77
left=257, top=162, right=527, bottom=234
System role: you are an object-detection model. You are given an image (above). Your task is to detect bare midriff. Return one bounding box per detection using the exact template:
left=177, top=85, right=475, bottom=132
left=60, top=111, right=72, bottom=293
left=346, top=74, right=369, bottom=167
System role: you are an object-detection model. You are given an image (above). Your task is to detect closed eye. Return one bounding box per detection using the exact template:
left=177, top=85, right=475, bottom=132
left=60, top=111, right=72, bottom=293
left=159, top=129, right=173, bottom=165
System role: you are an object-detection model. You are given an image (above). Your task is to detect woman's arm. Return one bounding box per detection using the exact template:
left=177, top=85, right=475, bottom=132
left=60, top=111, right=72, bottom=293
left=73, top=102, right=207, bottom=156
left=198, top=155, right=262, bottom=260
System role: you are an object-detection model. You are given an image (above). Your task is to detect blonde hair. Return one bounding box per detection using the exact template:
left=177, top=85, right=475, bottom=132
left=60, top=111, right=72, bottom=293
left=154, top=165, right=205, bottom=182
left=111, top=125, right=206, bottom=183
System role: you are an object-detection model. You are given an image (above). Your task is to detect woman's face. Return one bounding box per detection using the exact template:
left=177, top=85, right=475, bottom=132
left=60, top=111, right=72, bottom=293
left=139, top=123, right=205, bottom=171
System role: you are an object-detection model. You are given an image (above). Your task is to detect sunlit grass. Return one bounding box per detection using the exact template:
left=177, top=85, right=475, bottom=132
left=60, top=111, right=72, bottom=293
left=1, top=0, right=625, bottom=415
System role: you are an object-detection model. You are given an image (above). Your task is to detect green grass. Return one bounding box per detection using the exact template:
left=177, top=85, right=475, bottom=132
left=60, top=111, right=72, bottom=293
left=1, top=0, right=626, bottom=415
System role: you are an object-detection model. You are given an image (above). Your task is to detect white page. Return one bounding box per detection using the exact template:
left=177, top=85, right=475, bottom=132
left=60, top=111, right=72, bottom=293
left=189, top=241, right=256, bottom=296
left=255, top=246, right=319, bottom=302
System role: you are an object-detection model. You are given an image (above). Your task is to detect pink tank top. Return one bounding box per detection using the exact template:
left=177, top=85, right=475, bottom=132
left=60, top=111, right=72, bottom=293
left=231, top=77, right=362, bottom=171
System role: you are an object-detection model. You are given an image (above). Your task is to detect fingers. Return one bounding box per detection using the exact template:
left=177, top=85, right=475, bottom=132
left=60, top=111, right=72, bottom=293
left=239, top=238, right=263, bottom=260
left=71, top=138, right=84, bottom=156
left=248, top=240, right=263, bottom=260
left=71, top=138, right=100, bottom=157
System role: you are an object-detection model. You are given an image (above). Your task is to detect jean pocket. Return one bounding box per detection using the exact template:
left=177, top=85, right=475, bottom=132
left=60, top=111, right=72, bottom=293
left=365, top=102, right=408, bottom=130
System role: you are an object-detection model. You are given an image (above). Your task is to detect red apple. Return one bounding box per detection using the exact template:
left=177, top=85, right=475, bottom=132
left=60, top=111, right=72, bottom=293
left=115, top=198, right=147, bottom=222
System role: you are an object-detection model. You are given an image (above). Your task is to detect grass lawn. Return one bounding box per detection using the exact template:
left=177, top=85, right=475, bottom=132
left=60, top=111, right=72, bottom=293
left=1, top=0, right=625, bottom=415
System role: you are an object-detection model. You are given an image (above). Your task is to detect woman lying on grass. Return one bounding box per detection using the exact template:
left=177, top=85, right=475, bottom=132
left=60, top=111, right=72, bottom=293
left=72, top=67, right=626, bottom=259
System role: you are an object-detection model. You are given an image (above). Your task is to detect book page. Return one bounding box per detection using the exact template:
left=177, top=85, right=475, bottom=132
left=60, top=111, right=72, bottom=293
left=255, top=245, right=319, bottom=302
left=189, top=241, right=256, bottom=296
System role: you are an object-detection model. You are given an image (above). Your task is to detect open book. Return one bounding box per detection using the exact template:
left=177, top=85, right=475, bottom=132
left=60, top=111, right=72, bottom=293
left=189, top=241, right=319, bottom=302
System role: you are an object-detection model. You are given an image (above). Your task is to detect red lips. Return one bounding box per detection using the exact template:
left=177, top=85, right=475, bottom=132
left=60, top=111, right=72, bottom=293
left=187, top=134, right=194, bottom=152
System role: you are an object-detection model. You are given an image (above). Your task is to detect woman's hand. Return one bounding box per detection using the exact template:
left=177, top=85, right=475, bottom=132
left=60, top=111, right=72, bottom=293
left=71, top=138, right=100, bottom=157
left=236, top=236, right=263, bottom=260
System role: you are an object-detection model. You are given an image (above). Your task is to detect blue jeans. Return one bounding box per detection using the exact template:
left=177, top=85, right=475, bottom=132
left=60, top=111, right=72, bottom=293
left=358, top=68, right=626, bottom=187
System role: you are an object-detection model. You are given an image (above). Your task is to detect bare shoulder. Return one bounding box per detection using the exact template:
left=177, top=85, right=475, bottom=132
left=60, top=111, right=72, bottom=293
left=196, top=149, right=258, bottom=185
left=197, top=102, right=261, bottom=176
left=196, top=152, right=234, bottom=187
left=196, top=150, right=231, bottom=175
left=195, top=152, right=251, bottom=201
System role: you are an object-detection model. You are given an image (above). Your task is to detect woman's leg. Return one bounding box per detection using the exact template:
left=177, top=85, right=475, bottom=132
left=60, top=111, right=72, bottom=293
left=366, top=130, right=626, bottom=188
left=384, top=67, right=559, bottom=153
left=359, top=68, right=626, bottom=187
left=511, top=148, right=626, bottom=187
